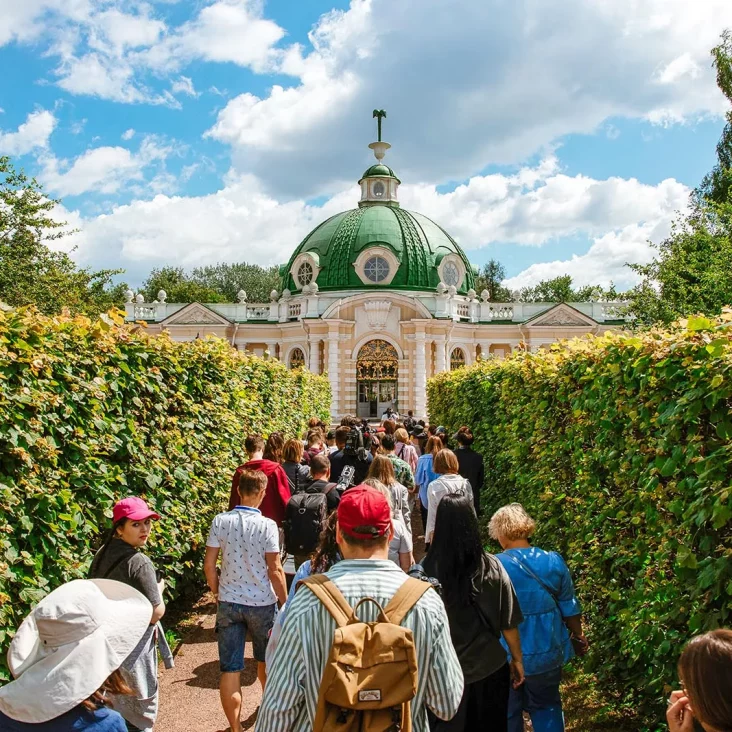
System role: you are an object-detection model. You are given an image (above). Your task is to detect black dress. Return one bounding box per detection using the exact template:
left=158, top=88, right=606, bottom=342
left=455, top=446, right=484, bottom=515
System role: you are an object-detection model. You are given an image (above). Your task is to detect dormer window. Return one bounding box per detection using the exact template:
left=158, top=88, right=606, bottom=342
left=438, top=254, right=466, bottom=290
left=364, top=255, right=390, bottom=283
left=291, top=253, right=320, bottom=290
left=298, top=261, right=313, bottom=286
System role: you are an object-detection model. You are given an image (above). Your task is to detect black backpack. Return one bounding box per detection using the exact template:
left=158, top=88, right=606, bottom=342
left=283, top=483, right=335, bottom=555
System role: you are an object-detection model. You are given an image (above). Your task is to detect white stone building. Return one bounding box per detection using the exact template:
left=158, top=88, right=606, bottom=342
left=125, top=135, right=627, bottom=421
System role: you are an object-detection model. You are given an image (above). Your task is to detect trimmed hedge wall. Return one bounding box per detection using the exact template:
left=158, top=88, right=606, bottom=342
left=0, top=307, right=330, bottom=679
left=428, top=314, right=732, bottom=725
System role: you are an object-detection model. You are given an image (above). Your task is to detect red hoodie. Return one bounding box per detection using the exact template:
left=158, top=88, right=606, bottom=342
left=229, top=459, right=291, bottom=526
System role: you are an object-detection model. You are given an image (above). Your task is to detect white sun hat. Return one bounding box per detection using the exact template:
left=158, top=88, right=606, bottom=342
left=0, top=578, right=152, bottom=724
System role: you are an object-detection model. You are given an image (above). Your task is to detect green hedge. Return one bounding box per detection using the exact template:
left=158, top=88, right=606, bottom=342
left=428, top=313, right=732, bottom=727
left=0, top=307, right=330, bottom=679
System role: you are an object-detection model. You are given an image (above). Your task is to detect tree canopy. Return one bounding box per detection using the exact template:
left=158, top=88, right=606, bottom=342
left=0, top=157, right=125, bottom=315
left=140, top=262, right=280, bottom=304
left=625, top=30, right=732, bottom=325
left=474, top=259, right=513, bottom=301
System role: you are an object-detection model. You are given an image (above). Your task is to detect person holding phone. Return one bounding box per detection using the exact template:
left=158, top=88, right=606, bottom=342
left=667, top=629, right=732, bottom=732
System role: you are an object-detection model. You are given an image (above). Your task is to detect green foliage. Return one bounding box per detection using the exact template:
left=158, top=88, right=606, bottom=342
left=517, top=274, right=622, bottom=303
left=140, top=262, right=280, bottom=304
left=474, top=259, right=512, bottom=301
left=0, top=306, right=330, bottom=680
left=0, top=157, right=126, bottom=316
left=428, top=317, right=732, bottom=728
left=626, top=202, right=732, bottom=325
left=140, top=266, right=226, bottom=304
left=699, top=29, right=732, bottom=205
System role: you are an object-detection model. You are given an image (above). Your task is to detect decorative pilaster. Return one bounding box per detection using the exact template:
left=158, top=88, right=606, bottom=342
left=308, top=338, right=321, bottom=373
left=414, top=330, right=427, bottom=419
left=327, top=326, right=340, bottom=420
left=434, top=336, right=447, bottom=374
left=266, top=342, right=278, bottom=360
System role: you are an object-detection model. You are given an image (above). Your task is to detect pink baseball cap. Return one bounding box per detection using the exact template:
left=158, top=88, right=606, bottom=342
left=112, top=497, right=161, bottom=523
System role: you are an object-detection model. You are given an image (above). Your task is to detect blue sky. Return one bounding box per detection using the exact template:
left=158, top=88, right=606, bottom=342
left=0, top=0, right=730, bottom=291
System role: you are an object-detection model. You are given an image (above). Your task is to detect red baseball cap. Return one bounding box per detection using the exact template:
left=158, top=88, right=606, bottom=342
left=113, top=497, right=161, bottom=523
left=337, top=485, right=391, bottom=539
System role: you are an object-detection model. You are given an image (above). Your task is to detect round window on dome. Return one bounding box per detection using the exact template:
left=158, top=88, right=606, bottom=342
left=297, top=261, right=313, bottom=287
left=443, top=261, right=461, bottom=287
left=373, top=181, right=386, bottom=198
left=364, top=255, right=390, bottom=283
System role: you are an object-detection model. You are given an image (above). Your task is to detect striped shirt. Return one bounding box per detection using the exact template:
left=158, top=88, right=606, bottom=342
left=256, top=559, right=464, bottom=732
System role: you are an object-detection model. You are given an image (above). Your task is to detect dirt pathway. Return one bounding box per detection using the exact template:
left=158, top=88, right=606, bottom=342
left=156, top=503, right=428, bottom=732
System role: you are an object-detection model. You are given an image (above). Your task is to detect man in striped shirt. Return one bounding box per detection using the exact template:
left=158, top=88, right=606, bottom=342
left=256, top=485, right=463, bottom=732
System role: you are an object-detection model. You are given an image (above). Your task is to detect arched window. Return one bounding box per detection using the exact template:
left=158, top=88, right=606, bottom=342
left=289, top=348, right=306, bottom=370
left=450, top=347, right=466, bottom=370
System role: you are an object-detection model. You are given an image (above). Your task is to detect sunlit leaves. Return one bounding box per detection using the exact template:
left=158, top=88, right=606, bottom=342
left=428, top=316, right=732, bottom=727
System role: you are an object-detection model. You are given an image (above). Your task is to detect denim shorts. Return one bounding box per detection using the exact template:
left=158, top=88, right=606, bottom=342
left=216, top=601, right=277, bottom=671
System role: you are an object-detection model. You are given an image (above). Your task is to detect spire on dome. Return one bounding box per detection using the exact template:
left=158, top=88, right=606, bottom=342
left=359, top=109, right=400, bottom=206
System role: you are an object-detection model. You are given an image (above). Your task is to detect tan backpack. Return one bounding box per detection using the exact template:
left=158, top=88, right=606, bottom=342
left=301, top=574, right=432, bottom=732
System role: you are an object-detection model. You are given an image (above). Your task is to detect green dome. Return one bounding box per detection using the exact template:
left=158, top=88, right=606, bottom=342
left=360, top=164, right=400, bottom=182
left=281, top=205, right=476, bottom=294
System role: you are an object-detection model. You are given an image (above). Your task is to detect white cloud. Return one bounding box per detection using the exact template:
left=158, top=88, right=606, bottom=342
left=171, top=75, right=198, bottom=97
left=141, top=0, right=285, bottom=73
left=60, top=154, right=689, bottom=291
left=121, top=128, right=135, bottom=140
left=0, top=109, right=57, bottom=155
left=503, top=220, right=677, bottom=291
left=93, top=8, right=165, bottom=51
left=205, top=0, right=732, bottom=197
left=40, top=136, right=174, bottom=197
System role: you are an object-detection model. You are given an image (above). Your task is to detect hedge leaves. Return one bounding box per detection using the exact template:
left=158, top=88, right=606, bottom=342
left=0, top=307, right=330, bottom=679
left=428, top=313, right=732, bottom=726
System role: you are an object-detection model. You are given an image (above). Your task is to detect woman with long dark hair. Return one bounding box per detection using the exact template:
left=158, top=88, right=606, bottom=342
left=422, top=493, right=524, bottom=731
left=88, top=498, right=169, bottom=732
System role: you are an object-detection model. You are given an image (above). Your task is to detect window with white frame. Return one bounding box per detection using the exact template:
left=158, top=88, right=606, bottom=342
left=364, top=255, right=390, bottom=283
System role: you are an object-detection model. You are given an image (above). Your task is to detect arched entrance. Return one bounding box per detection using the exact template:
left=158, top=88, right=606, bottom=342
left=356, top=339, right=398, bottom=419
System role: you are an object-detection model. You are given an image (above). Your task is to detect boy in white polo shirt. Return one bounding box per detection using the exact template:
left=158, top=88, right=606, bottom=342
left=204, top=469, right=287, bottom=732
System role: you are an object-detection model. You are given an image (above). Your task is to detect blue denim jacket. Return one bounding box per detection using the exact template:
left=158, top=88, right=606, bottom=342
left=497, top=547, right=581, bottom=676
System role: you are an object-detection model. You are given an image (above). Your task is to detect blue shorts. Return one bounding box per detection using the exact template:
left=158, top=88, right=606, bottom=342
left=216, top=601, right=277, bottom=671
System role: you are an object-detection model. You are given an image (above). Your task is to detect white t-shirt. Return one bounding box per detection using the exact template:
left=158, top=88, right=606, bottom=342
left=388, top=518, right=413, bottom=566
left=425, top=474, right=473, bottom=543
left=206, top=507, right=279, bottom=606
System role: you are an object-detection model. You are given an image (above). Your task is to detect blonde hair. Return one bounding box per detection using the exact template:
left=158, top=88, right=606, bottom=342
left=488, top=503, right=537, bottom=541
left=433, top=448, right=459, bottom=475
left=394, top=428, right=409, bottom=444
left=367, top=455, right=396, bottom=486
left=363, top=478, right=394, bottom=513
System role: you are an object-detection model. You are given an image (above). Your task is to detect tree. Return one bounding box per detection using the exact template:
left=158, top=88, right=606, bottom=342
left=698, top=29, right=732, bottom=205
left=474, top=259, right=512, bottom=301
left=139, top=267, right=225, bottom=304
left=625, top=202, right=732, bottom=325
left=0, top=157, right=125, bottom=315
left=191, top=262, right=280, bottom=302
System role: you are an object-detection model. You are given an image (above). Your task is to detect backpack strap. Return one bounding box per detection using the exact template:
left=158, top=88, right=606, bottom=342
left=301, top=574, right=354, bottom=627
left=383, top=577, right=432, bottom=625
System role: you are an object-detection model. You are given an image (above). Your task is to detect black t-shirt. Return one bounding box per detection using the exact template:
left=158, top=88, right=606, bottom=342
left=307, top=479, right=341, bottom=512
left=455, top=447, right=485, bottom=515
left=421, top=552, right=523, bottom=683
left=329, top=449, right=373, bottom=486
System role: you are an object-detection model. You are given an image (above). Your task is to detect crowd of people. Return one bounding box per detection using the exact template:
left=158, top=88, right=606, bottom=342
left=0, top=414, right=729, bottom=732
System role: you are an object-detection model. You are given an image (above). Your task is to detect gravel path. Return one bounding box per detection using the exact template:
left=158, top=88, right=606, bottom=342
left=156, top=503, right=428, bottom=732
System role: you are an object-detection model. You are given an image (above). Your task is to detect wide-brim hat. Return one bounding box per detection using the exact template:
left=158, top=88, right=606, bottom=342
left=0, top=579, right=152, bottom=723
